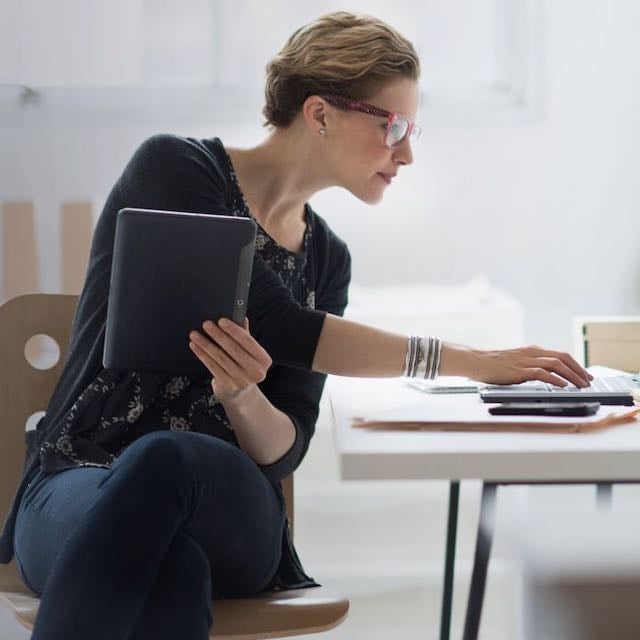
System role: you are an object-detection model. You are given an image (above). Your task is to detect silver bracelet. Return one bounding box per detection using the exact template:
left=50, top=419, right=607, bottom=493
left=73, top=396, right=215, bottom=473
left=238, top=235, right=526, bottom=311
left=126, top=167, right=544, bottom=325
left=428, top=337, right=442, bottom=380
left=403, top=336, right=419, bottom=377
left=404, top=335, right=442, bottom=380
left=415, top=336, right=431, bottom=378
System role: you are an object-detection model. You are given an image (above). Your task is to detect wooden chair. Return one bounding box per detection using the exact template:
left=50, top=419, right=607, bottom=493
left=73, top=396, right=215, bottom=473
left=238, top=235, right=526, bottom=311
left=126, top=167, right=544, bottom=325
left=0, top=293, right=349, bottom=638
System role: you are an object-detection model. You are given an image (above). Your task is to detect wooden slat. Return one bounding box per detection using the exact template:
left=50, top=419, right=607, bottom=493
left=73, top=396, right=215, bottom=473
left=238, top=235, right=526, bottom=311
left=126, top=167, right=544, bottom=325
left=1, top=202, right=39, bottom=300
left=61, top=201, right=93, bottom=294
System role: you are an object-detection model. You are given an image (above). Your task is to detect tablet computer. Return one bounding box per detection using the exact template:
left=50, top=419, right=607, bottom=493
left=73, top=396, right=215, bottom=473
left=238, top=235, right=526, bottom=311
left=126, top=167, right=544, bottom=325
left=103, top=207, right=256, bottom=376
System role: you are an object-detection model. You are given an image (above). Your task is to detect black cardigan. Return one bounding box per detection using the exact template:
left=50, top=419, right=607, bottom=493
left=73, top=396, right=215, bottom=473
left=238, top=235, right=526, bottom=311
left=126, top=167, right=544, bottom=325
left=0, top=135, right=351, bottom=576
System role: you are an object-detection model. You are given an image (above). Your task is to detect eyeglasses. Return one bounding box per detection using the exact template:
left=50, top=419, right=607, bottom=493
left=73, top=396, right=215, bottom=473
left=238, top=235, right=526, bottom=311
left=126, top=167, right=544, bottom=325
left=320, top=94, right=421, bottom=148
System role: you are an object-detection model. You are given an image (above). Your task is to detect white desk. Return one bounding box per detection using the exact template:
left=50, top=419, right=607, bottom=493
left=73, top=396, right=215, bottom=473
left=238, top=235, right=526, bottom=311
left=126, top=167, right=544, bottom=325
left=328, top=376, right=640, bottom=640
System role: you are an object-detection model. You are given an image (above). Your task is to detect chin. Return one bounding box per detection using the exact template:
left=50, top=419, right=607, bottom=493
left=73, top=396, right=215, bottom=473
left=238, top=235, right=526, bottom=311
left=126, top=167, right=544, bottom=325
left=362, top=188, right=386, bottom=205
left=350, top=184, right=386, bottom=205
left=364, top=192, right=384, bottom=205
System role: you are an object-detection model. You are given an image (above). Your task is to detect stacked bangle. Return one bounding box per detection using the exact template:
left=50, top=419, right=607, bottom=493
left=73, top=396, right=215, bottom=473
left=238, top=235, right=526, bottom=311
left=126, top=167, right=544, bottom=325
left=403, top=336, right=442, bottom=380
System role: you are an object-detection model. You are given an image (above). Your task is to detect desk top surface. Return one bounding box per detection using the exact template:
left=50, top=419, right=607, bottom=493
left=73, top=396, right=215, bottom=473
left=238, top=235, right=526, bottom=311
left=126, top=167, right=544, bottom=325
left=328, top=376, right=640, bottom=482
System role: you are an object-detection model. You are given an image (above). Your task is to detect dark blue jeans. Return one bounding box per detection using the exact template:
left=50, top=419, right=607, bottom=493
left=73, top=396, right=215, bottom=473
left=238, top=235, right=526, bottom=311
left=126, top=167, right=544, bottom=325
left=13, top=430, right=285, bottom=640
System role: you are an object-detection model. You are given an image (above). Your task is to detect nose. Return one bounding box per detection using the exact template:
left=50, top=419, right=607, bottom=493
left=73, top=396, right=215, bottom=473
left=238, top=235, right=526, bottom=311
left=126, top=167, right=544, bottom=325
left=392, top=135, right=414, bottom=166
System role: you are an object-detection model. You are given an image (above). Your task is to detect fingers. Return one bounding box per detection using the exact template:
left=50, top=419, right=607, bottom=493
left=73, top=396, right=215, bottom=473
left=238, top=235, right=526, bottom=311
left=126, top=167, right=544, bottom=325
left=521, top=367, right=570, bottom=388
left=523, top=357, right=588, bottom=388
left=189, top=330, right=253, bottom=386
left=546, top=349, right=591, bottom=384
left=204, top=320, right=271, bottom=376
left=523, top=347, right=591, bottom=386
left=189, top=335, right=229, bottom=381
left=215, top=318, right=272, bottom=369
left=188, top=317, right=271, bottom=387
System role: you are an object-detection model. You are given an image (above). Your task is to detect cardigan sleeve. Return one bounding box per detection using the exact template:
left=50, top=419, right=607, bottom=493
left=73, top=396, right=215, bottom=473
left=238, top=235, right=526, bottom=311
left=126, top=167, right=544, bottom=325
left=257, top=230, right=351, bottom=482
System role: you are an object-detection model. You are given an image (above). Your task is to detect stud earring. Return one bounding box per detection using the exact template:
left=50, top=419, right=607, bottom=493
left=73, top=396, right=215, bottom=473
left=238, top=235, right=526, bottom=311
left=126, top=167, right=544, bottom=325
left=319, top=127, right=327, bottom=136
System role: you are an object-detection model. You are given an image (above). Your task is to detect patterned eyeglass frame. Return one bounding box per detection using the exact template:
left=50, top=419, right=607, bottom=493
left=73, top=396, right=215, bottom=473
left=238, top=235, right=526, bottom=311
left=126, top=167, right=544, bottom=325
left=320, top=94, right=421, bottom=148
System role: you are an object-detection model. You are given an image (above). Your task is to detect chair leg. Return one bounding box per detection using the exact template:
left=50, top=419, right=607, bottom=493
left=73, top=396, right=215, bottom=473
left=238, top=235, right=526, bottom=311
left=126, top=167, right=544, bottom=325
left=439, top=480, right=460, bottom=640
left=463, top=482, right=497, bottom=640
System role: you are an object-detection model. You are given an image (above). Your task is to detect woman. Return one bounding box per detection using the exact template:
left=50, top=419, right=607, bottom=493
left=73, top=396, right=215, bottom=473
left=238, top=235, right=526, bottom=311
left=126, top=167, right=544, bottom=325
left=3, top=11, right=590, bottom=640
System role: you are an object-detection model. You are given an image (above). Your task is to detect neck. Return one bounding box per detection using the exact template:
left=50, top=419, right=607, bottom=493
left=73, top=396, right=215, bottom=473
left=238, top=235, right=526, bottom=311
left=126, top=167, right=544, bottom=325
left=225, top=124, right=331, bottom=229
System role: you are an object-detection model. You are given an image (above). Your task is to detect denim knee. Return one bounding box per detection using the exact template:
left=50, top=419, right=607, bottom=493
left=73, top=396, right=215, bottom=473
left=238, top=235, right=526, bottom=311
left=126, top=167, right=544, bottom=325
left=105, top=431, right=196, bottom=488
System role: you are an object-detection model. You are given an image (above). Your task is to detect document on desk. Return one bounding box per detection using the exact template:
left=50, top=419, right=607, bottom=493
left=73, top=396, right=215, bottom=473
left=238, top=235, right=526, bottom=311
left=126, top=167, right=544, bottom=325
left=352, top=403, right=640, bottom=433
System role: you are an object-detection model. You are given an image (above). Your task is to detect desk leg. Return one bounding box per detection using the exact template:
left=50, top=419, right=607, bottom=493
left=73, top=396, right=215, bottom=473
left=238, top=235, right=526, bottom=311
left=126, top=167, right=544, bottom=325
left=439, top=480, right=460, bottom=640
left=597, top=483, right=612, bottom=510
left=462, top=482, right=497, bottom=640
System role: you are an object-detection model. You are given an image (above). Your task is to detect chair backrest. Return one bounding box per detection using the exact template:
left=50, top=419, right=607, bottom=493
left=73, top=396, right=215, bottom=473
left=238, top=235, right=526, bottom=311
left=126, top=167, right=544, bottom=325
left=0, top=294, right=77, bottom=590
left=0, top=293, right=294, bottom=590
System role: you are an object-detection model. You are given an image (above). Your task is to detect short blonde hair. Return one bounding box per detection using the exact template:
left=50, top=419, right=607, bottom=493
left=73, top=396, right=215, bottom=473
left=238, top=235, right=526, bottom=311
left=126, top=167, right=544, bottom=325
left=263, top=12, right=420, bottom=128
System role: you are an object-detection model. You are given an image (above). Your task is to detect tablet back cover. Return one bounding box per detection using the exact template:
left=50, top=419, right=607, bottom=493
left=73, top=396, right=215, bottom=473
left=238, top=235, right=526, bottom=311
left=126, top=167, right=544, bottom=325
left=104, top=208, right=256, bottom=375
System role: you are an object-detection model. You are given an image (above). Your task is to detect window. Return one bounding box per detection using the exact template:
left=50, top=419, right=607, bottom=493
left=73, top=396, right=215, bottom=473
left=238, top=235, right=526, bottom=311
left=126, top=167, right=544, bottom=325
left=0, top=0, right=540, bottom=124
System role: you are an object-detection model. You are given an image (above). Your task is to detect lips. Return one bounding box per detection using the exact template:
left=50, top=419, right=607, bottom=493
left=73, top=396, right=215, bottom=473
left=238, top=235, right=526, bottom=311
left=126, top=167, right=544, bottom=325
left=377, top=172, right=396, bottom=185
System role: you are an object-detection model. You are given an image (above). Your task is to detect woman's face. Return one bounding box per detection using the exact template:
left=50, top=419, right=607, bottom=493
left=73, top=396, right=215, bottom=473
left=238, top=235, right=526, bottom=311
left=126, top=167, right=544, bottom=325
left=323, top=76, right=419, bottom=204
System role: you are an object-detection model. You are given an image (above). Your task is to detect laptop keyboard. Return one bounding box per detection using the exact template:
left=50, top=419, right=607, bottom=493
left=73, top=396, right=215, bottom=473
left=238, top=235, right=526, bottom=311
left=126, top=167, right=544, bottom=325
left=584, top=376, right=640, bottom=392
left=485, top=376, right=640, bottom=393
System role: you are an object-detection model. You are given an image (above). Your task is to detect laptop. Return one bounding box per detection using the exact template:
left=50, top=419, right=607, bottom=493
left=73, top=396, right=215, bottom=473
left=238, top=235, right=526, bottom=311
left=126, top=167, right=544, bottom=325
left=104, top=207, right=256, bottom=376
left=479, top=374, right=640, bottom=406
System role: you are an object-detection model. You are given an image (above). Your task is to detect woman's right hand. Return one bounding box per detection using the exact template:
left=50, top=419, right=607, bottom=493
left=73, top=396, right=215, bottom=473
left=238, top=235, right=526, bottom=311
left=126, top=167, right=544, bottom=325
left=443, top=343, right=593, bottom=388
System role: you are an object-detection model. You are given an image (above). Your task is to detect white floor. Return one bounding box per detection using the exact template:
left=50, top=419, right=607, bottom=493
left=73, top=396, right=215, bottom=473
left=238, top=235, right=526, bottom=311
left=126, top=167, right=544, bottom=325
left=3, top=395, right=640, bottom=639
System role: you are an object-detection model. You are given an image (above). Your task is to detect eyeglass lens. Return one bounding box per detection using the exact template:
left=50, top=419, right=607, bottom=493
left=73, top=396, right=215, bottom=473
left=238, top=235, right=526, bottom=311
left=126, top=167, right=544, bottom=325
left=387, top=117, right=409, bottom=146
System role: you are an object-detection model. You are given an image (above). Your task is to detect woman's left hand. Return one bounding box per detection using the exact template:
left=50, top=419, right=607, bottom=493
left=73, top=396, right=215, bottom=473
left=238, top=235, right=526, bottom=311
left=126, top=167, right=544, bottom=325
left=189, top=317, right=273, bottom=403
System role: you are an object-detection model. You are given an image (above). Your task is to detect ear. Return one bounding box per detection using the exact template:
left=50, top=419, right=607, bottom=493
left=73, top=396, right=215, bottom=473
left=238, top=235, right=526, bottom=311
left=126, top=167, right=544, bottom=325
left=301, top=95, right=329, bottom=134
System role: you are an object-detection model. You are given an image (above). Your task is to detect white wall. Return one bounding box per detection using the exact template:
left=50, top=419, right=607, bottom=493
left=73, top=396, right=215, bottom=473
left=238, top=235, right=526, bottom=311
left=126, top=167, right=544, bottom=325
left=1, top=0, right=639, bottom=351
left=319, top=0, right=640, bottom=350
